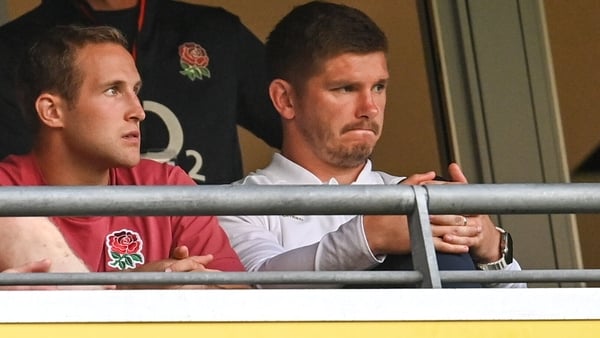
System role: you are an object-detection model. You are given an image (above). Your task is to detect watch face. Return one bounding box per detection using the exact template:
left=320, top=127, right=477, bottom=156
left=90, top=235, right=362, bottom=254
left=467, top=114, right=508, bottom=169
left=504, top=232, right=514, bottom=264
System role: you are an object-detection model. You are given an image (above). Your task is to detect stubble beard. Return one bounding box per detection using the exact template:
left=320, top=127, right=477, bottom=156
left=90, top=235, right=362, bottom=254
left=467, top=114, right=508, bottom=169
left=326, top=143, right=373, bottom=168
left=310, top=130, right=375, bottom=169
left=298, top=115, right=378, bottom=169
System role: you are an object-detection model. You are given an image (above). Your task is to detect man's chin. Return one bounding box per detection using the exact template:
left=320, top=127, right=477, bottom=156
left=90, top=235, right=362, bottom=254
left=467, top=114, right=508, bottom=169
left=329, top=146, right=373, bottom=168
left=117, top=157, right=141, bottom=168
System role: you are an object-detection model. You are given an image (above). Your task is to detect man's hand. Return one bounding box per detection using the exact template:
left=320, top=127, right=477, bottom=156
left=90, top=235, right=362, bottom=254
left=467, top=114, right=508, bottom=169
left=3, top=259, right=52, bottom=274
left=121, top=245, right=213, bottom=289
left=121, top=246, right=250, bottom=289
left=0, top=259, right=57, bottom=290
left=401, top=171, right=437, bottom=185
left=426, top=163, right=503, bottom=263
left=363, top=170, right=464, bottom=255
left=1, top=259, right=114, bottom=290
left=130, top=247, right=216, bottom=273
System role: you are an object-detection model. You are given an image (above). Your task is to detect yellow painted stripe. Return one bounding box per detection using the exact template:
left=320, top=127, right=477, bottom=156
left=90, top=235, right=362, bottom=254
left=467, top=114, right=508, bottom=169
left=1, top=321, right=599, bottom=338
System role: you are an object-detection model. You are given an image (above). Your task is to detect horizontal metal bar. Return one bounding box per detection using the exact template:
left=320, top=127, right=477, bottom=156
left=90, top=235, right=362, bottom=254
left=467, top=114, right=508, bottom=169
left=1, top=184, right=599, bottom=288
left=0, top=185, right=416, bottom=216
left=0, top=271, right=422, bottom=286
left=2, top=270, right=600, bottom=286
left=0, top=183, right=599, bottom=216
left=426, top=183, right=600, bottom=214
left=440, top=269, right=600, bottom=283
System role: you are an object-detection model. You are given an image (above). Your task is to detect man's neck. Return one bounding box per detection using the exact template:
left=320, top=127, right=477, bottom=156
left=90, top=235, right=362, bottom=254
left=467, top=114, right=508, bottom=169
left=85, top=0, right=138, bottom=11
left=313, top=166, right=365, bottom=185
left=32, top=146, right=110, bottom=186
left=281, top=150, right=366, bottom=185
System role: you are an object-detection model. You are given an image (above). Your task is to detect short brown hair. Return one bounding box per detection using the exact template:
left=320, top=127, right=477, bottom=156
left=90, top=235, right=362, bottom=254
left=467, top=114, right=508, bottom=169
left=266, top=1, right=388, bottom=91
left=16, top=25, right=128, bottom=133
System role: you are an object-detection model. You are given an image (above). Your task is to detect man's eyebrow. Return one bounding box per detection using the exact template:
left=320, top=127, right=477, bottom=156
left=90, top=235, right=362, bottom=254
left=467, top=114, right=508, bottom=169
left=100, top=79, right=143, bottom=89
left=100, top=80, right=126, bottom=87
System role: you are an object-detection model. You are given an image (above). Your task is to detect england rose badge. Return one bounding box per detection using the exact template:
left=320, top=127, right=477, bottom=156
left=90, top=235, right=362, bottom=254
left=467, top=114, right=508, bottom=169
left=178, top=42, right=211, bottom=81
left=106, top=229, right=145, bottom=270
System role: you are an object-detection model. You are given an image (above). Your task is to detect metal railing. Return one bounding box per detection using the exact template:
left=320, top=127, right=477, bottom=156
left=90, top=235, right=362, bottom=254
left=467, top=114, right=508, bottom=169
left=0, top=183, right=599, bottom=288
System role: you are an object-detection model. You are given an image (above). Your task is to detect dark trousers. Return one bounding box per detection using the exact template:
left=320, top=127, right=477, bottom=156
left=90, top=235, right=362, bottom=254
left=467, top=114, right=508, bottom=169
left=348, top=253, right=481, bottom=288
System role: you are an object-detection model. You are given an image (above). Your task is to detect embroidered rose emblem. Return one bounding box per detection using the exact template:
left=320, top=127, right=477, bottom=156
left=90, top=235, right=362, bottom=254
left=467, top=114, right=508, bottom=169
left=106, top=229, right=145, bottom=270
left=178, top=42, right=211, bottom=81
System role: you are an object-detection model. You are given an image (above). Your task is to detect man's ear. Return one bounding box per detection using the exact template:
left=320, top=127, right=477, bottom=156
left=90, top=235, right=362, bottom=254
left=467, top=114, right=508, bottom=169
left=269, top=79, right=296, bottom=120
left=35, top=93, right=65, bottom=128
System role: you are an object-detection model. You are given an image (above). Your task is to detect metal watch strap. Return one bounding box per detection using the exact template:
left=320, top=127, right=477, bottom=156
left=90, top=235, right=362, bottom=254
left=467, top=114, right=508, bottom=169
left=477, top=255, right=509, bottom=270
left=477, top=227, right=511, bottom=270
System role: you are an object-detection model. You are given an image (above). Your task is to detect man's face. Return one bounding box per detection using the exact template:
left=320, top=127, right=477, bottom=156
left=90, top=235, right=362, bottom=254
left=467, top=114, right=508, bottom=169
left=61, top=42, right=144, bottom=168
left=292, top=52, right=388, bottom=168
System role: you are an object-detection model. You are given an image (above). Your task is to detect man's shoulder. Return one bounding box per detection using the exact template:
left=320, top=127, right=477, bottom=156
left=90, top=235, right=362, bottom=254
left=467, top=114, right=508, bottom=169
left=115, top=159, right=192, bottom=185
left=157, top=0, right=241, bottom=25
left=0, top=154, right=41, bottom=185
left=234, top=170, right=276, bottom=186
left=151, top=0, right=251, bottom=42
left=0, top=2, right=56, bottom=33
left=0, top=3, right=69, bottom=52
left=0, top=14, right=36, bottom=49
left=372, top=170, right=405, bottom=185
left=133, top=158, right=185, bottom=175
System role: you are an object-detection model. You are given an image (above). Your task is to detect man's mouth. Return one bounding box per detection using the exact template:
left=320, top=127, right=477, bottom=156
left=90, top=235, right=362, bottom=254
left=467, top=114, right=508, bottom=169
left=123, top=130, right=140, bottom=139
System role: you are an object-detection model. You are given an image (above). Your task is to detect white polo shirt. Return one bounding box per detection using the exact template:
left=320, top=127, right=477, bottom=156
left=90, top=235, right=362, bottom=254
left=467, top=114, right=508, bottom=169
left=218, top=153, right=523, bottom=287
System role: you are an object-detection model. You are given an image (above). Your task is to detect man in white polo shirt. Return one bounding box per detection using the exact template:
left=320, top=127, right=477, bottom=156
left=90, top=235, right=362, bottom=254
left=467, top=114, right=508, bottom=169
left=219, top=1, right=524, bottom=288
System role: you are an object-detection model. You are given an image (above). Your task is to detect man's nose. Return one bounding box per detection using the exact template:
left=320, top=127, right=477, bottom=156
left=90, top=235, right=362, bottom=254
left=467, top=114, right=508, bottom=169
left=127, top=94, right=146, bottom=122
left=357, top=91, right=381, bottom=118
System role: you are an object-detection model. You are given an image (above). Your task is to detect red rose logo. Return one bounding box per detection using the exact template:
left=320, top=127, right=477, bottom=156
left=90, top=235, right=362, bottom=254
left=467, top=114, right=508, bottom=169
left=108, top=230, right=141, bottom=254
left=179, top=42, right=209, bottom=67
left=178, top=42, right=211, bottom=81
left=106, top=229, right=145, bottom=270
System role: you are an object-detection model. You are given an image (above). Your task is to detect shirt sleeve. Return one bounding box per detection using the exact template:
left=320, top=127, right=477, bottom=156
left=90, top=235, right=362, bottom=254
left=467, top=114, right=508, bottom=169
left=483, top=259, right=528, bottom=288
left=167, top=165, right=244, bottom=272
left=173, top=215, right=245, bottom=272
left=218, top=214, right=383, bottom=275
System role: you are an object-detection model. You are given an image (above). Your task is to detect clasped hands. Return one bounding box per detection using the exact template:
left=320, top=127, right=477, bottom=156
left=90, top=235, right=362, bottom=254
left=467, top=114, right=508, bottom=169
left=364, top=163, right=502, bottom=264
left=121, top=245, right=221, bottom=289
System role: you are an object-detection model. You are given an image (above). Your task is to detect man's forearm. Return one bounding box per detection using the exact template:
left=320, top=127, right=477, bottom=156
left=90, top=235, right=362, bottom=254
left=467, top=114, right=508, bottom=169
left=0, top=217, right=89, bottom=272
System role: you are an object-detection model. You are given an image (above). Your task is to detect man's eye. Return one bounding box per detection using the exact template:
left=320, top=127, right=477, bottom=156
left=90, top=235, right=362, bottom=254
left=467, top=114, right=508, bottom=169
left=335, top=86, right=353, bottom=93
left=105, top=88, right=118, bottom=96
left=374, top=84, right=386, bottom=93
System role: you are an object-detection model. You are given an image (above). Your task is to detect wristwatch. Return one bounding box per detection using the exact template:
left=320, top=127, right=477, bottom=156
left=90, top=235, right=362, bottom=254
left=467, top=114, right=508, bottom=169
left=477, top=227, right=513, bottom=270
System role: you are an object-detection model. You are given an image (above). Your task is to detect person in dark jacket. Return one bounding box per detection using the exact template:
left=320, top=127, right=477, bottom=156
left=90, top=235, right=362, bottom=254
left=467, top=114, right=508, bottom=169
left=0, top=0, right=282, bottom=184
